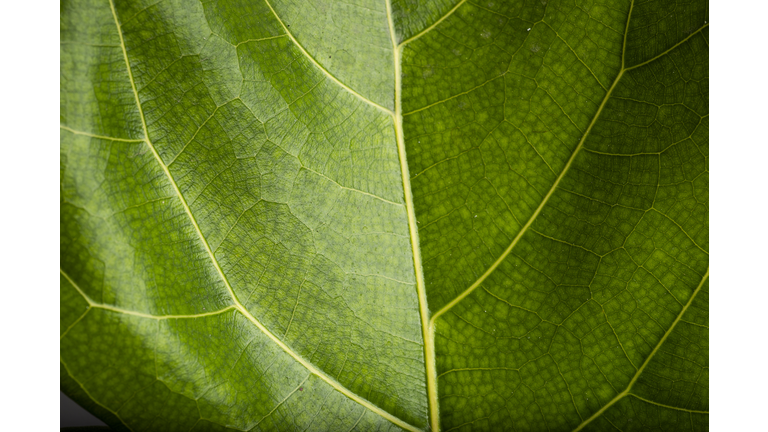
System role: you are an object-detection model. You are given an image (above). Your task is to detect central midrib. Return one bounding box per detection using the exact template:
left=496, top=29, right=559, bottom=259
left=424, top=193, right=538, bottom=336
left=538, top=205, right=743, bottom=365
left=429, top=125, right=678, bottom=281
left=385, top=1, right=438, bottom=431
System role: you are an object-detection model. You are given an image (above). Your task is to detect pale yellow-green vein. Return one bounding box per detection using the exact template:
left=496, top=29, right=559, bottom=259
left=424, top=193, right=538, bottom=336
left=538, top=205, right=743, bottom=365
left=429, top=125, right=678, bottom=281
left=386, top=0, right=438, bottom=430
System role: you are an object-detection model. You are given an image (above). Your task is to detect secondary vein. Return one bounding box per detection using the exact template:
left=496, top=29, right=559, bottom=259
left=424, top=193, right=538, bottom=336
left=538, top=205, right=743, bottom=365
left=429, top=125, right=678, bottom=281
left=571, top=268, right=709, bottom=431
left=399, top=0, right=469, bottom=47
left=261, top=0, right=394, bottom=115
left=429, top=66, right=627, bottom=324
left=430, top=0, right=666, bottom=323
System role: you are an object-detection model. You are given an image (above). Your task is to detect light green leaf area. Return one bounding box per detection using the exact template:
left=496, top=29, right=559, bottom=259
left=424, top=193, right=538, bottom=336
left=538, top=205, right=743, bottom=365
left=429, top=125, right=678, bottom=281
left=60, top=0, right=708, bottom=431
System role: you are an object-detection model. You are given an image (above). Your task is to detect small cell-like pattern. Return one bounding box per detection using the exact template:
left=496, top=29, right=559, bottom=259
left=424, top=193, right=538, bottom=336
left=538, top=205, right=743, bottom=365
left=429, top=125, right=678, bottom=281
left=61, top=0, right=709, bottom=430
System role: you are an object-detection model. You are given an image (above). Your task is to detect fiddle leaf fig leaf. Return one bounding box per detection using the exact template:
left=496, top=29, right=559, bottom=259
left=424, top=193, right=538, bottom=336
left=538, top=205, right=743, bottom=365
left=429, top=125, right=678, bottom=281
left=60, top=0, right=708, bottom=431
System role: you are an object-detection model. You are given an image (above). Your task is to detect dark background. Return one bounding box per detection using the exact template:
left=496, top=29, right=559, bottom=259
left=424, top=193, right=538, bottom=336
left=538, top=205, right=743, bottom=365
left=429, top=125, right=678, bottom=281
left=61, top=391, right=107, bottom=428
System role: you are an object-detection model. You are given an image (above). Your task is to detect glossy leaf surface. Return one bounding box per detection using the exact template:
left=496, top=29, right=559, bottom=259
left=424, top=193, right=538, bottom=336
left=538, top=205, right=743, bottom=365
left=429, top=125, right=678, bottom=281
left=60, top=0, right=709, bottom=430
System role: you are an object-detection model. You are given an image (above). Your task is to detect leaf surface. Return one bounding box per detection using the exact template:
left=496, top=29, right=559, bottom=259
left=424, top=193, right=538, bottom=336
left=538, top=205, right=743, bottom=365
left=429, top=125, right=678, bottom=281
left=60, top=0, right=709, bottom=430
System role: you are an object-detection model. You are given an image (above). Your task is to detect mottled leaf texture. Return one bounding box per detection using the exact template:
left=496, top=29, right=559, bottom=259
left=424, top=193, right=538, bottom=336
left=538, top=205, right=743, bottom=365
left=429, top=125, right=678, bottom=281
left=60, top=0, right=708, bottom=431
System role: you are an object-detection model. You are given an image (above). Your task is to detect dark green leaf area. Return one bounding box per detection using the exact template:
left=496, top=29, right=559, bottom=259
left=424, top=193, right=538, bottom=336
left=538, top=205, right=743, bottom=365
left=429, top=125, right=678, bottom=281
left=624, top=0, right=709, bottom=68
left=433, top=20, right=708, bottom=432
left=403, top=0, right=626, bottom=313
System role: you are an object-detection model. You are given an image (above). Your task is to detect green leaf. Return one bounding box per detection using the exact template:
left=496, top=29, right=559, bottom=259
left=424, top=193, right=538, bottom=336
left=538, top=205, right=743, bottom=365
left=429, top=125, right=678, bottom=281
left=60, top=0, right=708, bottom=431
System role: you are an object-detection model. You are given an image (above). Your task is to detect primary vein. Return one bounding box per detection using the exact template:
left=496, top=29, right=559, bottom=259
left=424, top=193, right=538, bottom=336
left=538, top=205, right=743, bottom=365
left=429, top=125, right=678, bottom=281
left=386, top=1, right=438, bottom=430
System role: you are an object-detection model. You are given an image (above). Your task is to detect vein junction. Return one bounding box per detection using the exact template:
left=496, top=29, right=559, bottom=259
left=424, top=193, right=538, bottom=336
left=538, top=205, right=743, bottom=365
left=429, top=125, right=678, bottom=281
left=430, top=10, right=709, bottom=324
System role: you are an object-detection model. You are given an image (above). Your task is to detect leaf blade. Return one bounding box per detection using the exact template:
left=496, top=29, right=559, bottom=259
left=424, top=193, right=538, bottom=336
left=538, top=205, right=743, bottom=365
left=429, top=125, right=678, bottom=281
left=61, top=0, right=708, bottom=430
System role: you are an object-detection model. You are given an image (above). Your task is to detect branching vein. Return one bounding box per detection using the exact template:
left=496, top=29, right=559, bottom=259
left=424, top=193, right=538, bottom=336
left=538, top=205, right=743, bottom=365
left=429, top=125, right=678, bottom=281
left=261, top=0, right=394, bottom=115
